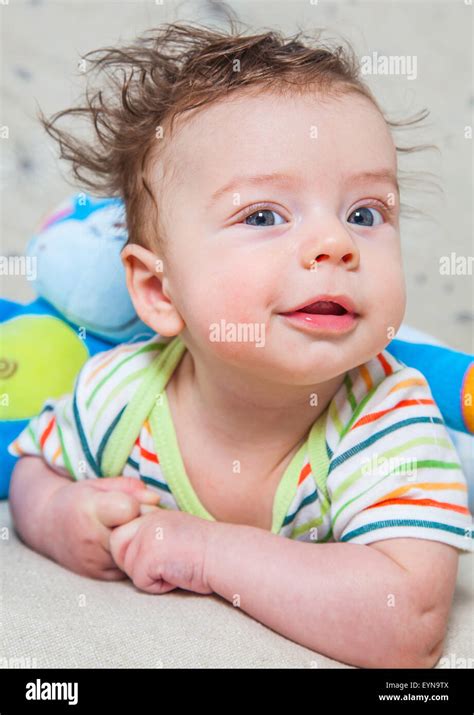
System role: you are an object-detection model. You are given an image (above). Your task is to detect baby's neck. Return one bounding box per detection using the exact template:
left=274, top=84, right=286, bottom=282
left=169, top=344, right=346, bottom=464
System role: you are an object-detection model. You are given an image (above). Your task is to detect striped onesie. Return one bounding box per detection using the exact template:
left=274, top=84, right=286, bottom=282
left=8, top=333, right=473, bottom=552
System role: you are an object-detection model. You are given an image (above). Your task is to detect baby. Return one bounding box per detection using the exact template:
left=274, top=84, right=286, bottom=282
left=8, top=21, right=473, bottom=669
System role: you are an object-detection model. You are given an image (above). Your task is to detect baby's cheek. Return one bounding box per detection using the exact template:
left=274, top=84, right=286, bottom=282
left=199, top=285, right=269, bottom=360
left=205, top=274, right=263, bottom=325
left=383, top=274, right=406, bottom=334
left=369, top=269, right=406, bottom=344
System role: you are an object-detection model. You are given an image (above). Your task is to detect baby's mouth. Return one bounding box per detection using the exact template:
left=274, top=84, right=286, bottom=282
left=278, top=295, right=359, bottom=334
left=298, top=300, right=347, bottom=315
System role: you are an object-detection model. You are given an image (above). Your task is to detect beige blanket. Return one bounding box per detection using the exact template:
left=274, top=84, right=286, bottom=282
left=1, top=500, right=472, bottom=668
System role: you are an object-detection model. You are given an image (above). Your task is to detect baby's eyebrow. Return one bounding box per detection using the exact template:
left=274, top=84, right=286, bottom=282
left=208, top=172, right=299, bottom=208
left=207, top=167, right=399, bottom=208
left=344, top=169, right=400, bottom=195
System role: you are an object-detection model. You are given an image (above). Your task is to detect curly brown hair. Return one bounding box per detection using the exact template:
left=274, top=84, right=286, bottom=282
left=37, top=18, right=433, bottom=253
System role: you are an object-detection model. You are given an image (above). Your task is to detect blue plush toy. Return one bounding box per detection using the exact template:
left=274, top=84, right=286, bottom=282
left=0, top=194, right=153, bottom=497
left=1, top=193, right=473, bottom=501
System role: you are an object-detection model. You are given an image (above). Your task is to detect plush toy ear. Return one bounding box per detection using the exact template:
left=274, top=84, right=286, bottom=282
left=386, top=338, right=474, bottom=435
left=26, top=193, right=154, bottom=345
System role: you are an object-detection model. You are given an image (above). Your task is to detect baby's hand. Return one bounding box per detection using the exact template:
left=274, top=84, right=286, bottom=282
left=109, top=509, right=215, bottom=595
left=42, top=477, right=161, bottom=580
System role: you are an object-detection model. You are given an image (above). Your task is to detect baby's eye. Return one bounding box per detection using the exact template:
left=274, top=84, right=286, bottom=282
left=347, top=206, right=384, bottom=227
left=243, top=208, right=286, bottom=227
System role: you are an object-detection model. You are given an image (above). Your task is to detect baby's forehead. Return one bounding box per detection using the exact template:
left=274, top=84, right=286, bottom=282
left=156, top=89, right=396, bottom=196
left=168, top=87, right=386, bottom=141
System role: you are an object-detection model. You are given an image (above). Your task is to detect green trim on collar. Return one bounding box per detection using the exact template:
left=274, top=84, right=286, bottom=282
left=150, top=389, right=316, bottom=534
left=100, top=336, right=186, bottom=477
left=149, top=391, right=216, bottom=521
left=270, top=440, right=309, bottom=534
left=99, top=333, right=331, bottom=536
left=307, top=410, right=330, bottom=512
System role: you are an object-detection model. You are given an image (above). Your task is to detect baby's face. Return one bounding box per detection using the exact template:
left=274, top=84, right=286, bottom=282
left=155, top=89, right=406, bottom=384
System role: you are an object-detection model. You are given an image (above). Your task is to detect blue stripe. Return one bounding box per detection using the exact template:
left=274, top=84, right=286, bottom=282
left=341, top=519, right=474, bottom=542
left=282, top=490, right=318, bottom=526
left=126, top=458, right=172, bottom=493
left=96, top=406, right=127, bottom=474
left=127, top=456, right=140, bottom=471
left=328, top=416, right=445, bottom=474
left=73, top=390, right=101, bottom=476
left=141, top=475, right=172, bottom=493
left=325, top=438, right=333, bottom=462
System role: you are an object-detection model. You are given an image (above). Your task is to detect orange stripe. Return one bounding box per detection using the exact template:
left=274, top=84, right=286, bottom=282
left=359, top=364, right=373, bottom=393
left=366, top=497, right=470, bottom=515
left=40, top=416, right=56, bottom=449
left=9, top=440, right=21, bottom=455
left=143, top=419, right=152, bottom=436
left=377, top=352, right=393, bottom=376
left=380, top=482, right=467, bottom=501
left=461, top=363, right=474, bottom=433
left=134, top=437, right=159, bottom=464
left=353, top=398, right=434, bottom=428
left=85, top=351, right=122, bottom=385
left=85, top=343, right=139, bottom=386
left=298, top=462, right=311, bottom=485
left=140, top=445, right=159, bottom=464
left=388, top=377, right=427, bottom=395
left=51, top=445, right=62, bottom=464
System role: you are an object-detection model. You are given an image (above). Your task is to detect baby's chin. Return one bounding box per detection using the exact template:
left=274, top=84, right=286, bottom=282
left=200, top=332, right=370, bottom=385
left=195, top=312, right=393, bottom=376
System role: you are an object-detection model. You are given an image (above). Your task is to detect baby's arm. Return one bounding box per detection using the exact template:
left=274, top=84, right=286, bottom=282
left=9, top=456, right=73, bottom=558
left=9, top=455, right=160, bottom=579
left=204, top=525, right=458, bottom=668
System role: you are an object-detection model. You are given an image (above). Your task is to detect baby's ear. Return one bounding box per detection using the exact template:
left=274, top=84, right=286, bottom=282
left=120, top=243, right=184, bottom=337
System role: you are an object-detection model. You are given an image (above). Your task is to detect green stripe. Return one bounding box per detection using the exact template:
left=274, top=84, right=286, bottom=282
left=85, top=342, right=162, bottom=409
left=332, top=456, right=461, bottom=529
left=56, top=420, right=76, bottom=480
left=328, top=400, right=344, bottom=439
left=90, top=366, right=149, bottom=438
left=290, top=514, right=325, bottom=539
left=320, top=525, right=333, bottom=542
left=329, top=417, right=447, bottom=473
left=332, top=436, right=454, bottom=503
left=332, top=460, right=461, bottom=525
left=341, top=386, right=378, bottom=439
left=344, top=372, right=357, bottom=412
left=407, top=460, right=461, bottom=470
left=27, top=423, right=40, bottom=451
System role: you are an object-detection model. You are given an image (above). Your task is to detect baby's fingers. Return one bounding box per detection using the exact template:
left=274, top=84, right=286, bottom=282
left=90, top=477, right=161, bottom=505
left=140, top=504, right=161, bottom=515
left=94, top=490, right=145, bottom=528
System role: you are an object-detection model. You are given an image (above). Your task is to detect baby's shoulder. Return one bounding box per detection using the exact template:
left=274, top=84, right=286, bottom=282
left=74, top=334, right=170, bottom=454
left=324, top=347, right=441, bottom=455
left=76, top=334, right=168, bottom=404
